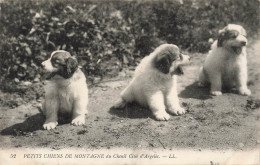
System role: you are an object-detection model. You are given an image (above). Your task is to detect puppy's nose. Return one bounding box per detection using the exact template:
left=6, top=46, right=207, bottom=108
left=241, top=41, right=247, bottom=46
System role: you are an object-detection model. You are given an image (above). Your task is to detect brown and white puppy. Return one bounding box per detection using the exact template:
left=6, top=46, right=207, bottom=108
left=199, top=24, right=251, bottom=96
left=113, top=44, right=190, bottom=121
left=41, top=50, right=88, bottom=130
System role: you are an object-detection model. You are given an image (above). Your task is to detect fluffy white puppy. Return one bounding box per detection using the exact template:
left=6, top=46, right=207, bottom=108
left=41, top=50, right=88, bottom=130
left=113, top=44, right=190, bottom=121
left=199, top=24, right=251, bottom=96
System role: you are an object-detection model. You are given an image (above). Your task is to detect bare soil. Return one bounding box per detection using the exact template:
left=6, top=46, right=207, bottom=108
left=0, top=40, right=259, bottom=151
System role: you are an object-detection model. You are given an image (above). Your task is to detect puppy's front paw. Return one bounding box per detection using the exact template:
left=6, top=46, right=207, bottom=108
left=169, top=107, right=186, bottom=116
left=239, top=88, right=251, bottom=96
left=154, top=111, right=170, bottom=121
left=211, top=91, right=222, bottom=96
left=43, top=122, right=58, bottom=130
left=71, top=115, right=85, bottom=126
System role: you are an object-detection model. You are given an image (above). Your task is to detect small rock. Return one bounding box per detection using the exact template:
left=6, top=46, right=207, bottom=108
left=14, top=78, right=20, bottom=83
left=239, top=143, right=244, bottom=148
left=22, top=81, right=32, bottom=86
left=159, top=124, right=165, bottom=127
left=33, top=77, right=40, bottom=82
left=208, top=38, right=214, bottom=44
left=93, top=77, right=101, bottom=84
left=54, top=131, right=60, bottom=134
left=256, top=140, right=260, bottom=144
left=149, top=143, right=154, bottom=147
left=118, top=71, right=126, bottom=78
left=101, top=88, right=107, bottom=91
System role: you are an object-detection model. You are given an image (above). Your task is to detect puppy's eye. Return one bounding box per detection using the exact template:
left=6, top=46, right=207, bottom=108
left=54, top=59, right=60, bottom=63
left=229, top=34, right=237, bottom=39
left=51, top=58, right=61, bottom=67
left=227, top=30, right=239, bottom=39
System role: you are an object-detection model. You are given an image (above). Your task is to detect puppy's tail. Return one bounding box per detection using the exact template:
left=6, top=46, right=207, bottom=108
left=112, top=98, right=127, bottom=109
left=37, top=103, right=45, bottom=116
left=198, top=67, right=207, bottom=87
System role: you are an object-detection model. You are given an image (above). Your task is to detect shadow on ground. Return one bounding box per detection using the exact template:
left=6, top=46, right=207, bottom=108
left=109, top=103, right=153, bottom=119
left=1, top=113, right=44, bottom=136
left=1, top=113, right=73, bottom=136
left=179, top=82, right=212, bottom=100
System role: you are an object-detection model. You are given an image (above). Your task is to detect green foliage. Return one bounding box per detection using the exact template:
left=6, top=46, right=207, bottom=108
left=0, top=0, right=259, bottom=84
left=121, top=0, right=260, bottom=52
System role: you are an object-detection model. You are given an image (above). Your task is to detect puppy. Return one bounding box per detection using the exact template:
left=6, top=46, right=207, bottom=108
left=199, top=24, right=251, bottom=96
left=113, top=44, right=190, bottom=121
left=41, top=50, right=88, bottom=130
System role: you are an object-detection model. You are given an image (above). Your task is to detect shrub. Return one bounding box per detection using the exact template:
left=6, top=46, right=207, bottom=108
left=0, top=0, right=259, bottom=85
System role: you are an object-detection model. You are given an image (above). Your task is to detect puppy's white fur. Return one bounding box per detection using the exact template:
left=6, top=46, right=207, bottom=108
left=199, top=24, right=251, bottom=96
left=42, top=50, right=88, bottom=130
left=113, top=44, right=190, bottom=121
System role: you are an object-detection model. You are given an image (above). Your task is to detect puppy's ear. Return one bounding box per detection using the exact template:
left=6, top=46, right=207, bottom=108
left=154, top=54, right=172, bottom=74
left=217, top=31, right=225, bottom=47
left=172, top=66, right=184, bottom=75
left=65, top=57, right=78, bottom=78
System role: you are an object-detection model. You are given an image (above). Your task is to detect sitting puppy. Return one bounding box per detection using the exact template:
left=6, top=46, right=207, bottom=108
left=113, top=44, right=190, bottom=121
left=41, top=50, right=88, bottom=130
left=199, top=24, right=251, bottom=96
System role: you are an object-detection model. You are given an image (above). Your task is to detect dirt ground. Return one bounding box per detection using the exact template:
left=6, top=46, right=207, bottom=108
left=0, top=40, right=259, bottom=152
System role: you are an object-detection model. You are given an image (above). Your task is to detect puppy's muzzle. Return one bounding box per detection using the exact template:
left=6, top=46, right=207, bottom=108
left=241, top=41, right=247, bottom=46
left=172, top=54, right=190, bottom=75
left=41, top=60, right=50, bottom=70
left=181, top=54, right=191, bottom=64
left=41, top=60, right=57, bottom=80
left=41, top=61, right=45, bottom=68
